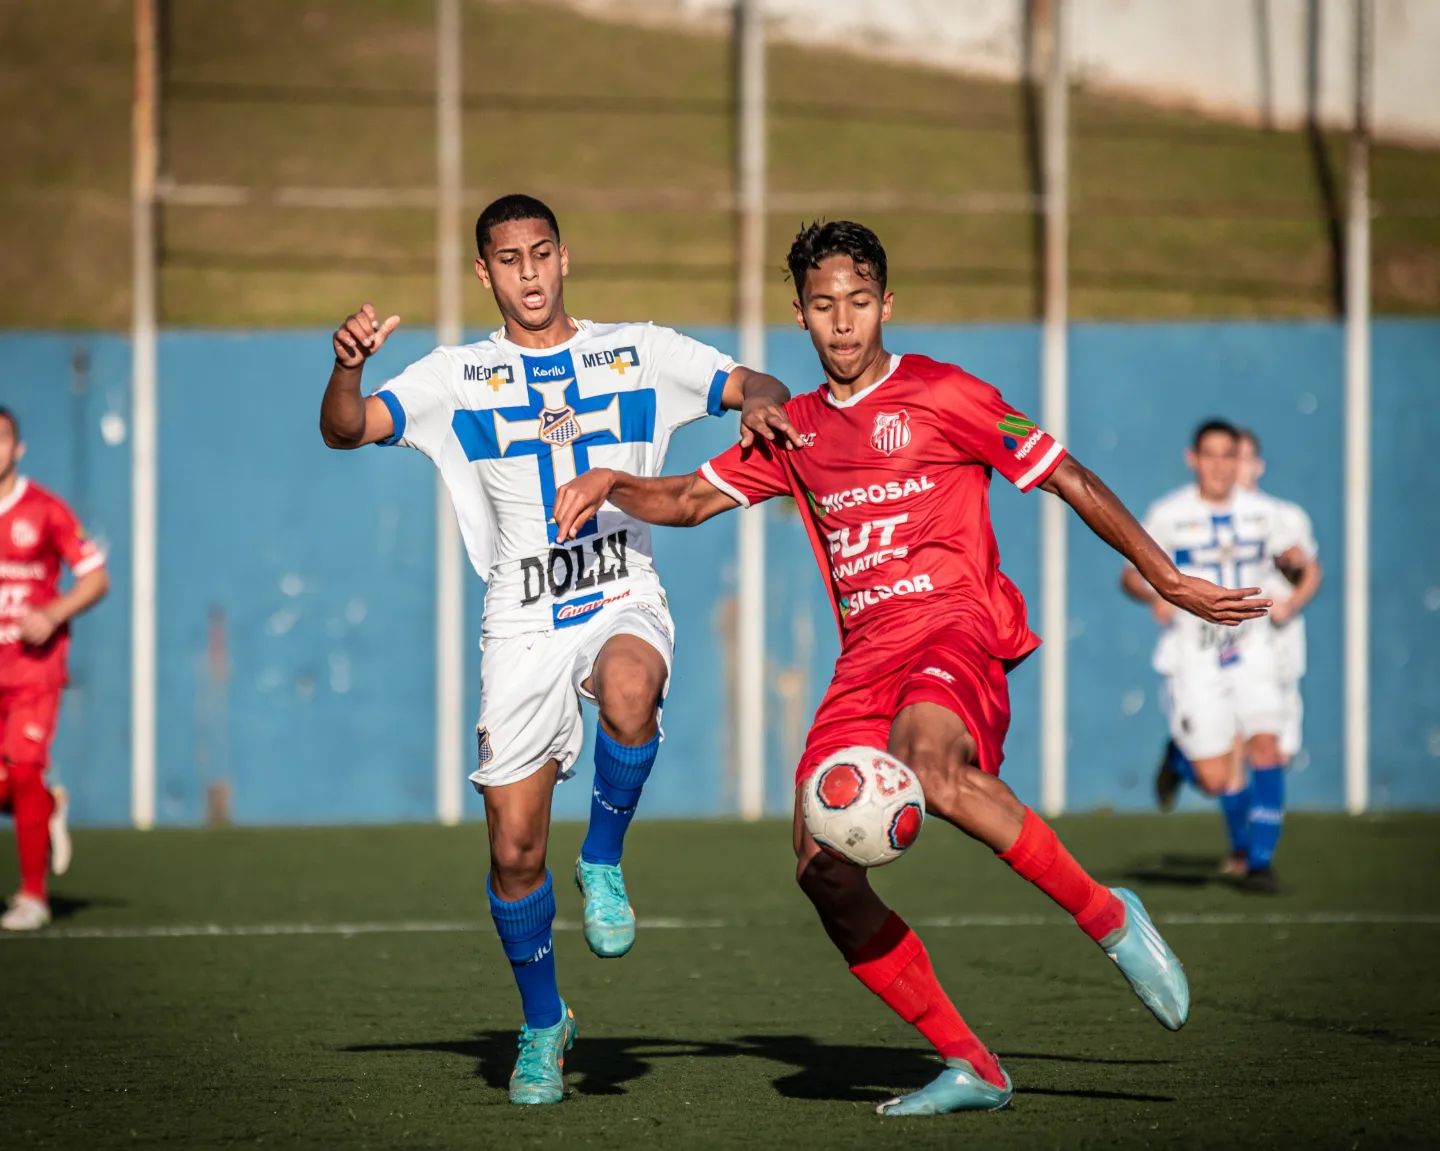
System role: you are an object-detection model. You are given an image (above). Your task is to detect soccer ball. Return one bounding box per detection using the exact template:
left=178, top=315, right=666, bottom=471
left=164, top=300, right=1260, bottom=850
left=802, top=747, right=926, bottom=868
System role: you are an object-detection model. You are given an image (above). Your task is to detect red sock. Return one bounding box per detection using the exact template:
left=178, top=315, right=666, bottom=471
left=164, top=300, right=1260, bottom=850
left=999, top=808, right=1123, bottom=941
left=847, top=912, right=1005, bottom=1087
left=11, top=766, right=54, bottom=900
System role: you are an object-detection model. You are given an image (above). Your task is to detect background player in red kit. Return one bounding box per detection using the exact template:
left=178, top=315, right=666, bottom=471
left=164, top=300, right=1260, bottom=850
left=552, top=222, right=1269, bottom=1116
left=0, top=406, right=109, bottom=931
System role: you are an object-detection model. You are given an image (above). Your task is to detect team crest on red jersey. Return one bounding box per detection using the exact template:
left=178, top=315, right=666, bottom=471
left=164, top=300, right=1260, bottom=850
left=9, top=520, right=38, bottom=549
left=870, top=410, right=911, bottom=456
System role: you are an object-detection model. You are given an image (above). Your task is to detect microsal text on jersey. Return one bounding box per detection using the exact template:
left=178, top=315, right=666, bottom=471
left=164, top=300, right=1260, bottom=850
left=817, top=475, right=935, bottom=514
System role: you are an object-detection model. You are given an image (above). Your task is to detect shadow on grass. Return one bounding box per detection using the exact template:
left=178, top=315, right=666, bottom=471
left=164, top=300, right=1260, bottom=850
left=738, top=1036, right=1176, bottom=1104
left=343, top=1033, right=749, bottom=1096
left=48, top=895, right=128, bottom=921
left=1121, top=852, right=1237, bottom=889
left=342, top=1033, right=1173, bottom=1104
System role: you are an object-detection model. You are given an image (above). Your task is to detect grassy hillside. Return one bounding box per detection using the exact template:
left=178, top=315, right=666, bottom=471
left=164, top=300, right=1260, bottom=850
left=2, top=0, right=1437, bottom=330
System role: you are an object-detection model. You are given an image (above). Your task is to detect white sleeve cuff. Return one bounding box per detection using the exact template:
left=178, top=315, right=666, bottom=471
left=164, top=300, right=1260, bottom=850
left=72, top=552, right=107, bottom=577
left=1017, top=442, right=1065, bottom=491
left=701, top=460, right=751, bottom=508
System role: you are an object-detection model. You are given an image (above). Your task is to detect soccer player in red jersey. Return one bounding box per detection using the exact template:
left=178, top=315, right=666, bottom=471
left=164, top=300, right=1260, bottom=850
left=0, top=406, right=109, bottom=931
left=551, top=222, right=1269, bottom=1115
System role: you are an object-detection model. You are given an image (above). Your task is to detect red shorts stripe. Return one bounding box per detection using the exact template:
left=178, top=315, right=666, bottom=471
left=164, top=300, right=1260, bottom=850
left=796, top=623, right=1013, bottom=782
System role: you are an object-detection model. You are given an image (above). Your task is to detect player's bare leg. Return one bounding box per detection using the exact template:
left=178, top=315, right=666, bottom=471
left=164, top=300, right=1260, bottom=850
left=1240, top=732, right=1285, bottom=894
left=575, top=633, right=666, bottom=957
left=793, top=792, right=1013, bottom=1114
left=482, top=761, right=577, bottom=1104
left=890, top=702, right=1189, bottom=1031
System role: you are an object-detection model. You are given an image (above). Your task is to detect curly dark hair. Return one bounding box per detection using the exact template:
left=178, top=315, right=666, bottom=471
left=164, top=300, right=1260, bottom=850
left=786, top=220, right=888, bottom=302
left=475, top=194, right=560, bottom=255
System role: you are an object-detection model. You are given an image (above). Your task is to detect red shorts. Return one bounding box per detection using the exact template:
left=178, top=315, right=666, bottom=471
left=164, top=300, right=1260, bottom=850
left=0, top=685, right=62, bottom=769
left=796, top=623, right=1013, bottom=783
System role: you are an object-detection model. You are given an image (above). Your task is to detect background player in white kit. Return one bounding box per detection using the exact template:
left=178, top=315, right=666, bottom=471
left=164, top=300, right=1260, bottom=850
left=1122, top=420, right=1298, bottom=893
left=1209, top=428, right=1323, bottom=881
left=319, top=195, right=794, bottom=1104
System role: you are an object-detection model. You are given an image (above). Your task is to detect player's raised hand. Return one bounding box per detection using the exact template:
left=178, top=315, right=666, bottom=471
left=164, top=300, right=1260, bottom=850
left=333, top=303, right=401, bottom=369
left=739, top=395, right=802, bottom=450
left=553, top=469, right=616, bottom=541
left=1163, top=574, right=1270, bottom=626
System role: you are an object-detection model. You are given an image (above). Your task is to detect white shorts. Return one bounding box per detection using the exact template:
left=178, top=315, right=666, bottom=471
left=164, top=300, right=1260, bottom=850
left=470, top=593, right=675, bottom=790
left=1278, top=679, right=1304, bottom=759
left=1163, top=655, right=1285, bottom=762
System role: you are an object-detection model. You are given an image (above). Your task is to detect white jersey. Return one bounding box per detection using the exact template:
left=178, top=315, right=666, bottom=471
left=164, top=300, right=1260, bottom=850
left=375, top=319, right=735, bottom=637
left=1141, top=483, right=1293, bottom=677
left=1247, top=487, right=1317, bottom=682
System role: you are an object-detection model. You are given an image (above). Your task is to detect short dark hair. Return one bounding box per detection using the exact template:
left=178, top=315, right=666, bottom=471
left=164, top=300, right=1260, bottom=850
left=1192, top=418, right=1240, bottom=450
left=786, top=220, right=888, bottom=302
left=1236, top=426, right=1261, bottom=455
left=0, top=405, right=17, bottom=440
left=475, top=194, right=560, bottom=255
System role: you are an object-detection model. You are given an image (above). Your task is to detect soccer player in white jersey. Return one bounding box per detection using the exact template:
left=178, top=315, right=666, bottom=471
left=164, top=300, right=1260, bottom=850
left=319, top=194, right=794, bottom=1104
left=1122, top=420, right=1296, bottom=893
left=1228, top=428, right=1322, bottom=863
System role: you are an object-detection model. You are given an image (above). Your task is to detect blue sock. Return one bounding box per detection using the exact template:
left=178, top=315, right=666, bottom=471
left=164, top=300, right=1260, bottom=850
left=1166, top=741, right=1197, bottom=787
left=1219, top=785, right=1251, bottom=856
left=1247, top=767, right=1286, bottom=871
left=488, top=871, right=562, bottom=1030
left=579, top=728, right=659, bottom=866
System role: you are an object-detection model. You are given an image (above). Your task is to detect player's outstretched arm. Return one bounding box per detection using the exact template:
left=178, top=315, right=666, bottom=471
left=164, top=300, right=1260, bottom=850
left=553, top=468, right=738, bottom=541
left=17, top=567, right=109, bottom=647
left=1042, top=455, right=1271, bottom=627
left=321, top=303, right=402, bottom=450
left=718, top=366, right=799, bottom=448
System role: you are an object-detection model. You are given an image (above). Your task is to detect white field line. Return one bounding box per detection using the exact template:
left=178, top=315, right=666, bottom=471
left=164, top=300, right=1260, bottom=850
left=2, top=911, right=1438, bottom=942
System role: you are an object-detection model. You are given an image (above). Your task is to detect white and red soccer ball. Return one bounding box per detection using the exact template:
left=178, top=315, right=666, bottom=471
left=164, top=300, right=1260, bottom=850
left=802, top=747, right=925, bottom=868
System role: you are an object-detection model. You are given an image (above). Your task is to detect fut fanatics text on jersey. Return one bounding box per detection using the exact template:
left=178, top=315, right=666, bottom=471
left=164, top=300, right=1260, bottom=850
left=702, top=354, right=1065, bottom=660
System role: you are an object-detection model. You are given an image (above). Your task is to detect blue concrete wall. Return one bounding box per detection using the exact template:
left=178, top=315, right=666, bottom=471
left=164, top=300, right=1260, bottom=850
left=2, top=320, right=1436, bottom=823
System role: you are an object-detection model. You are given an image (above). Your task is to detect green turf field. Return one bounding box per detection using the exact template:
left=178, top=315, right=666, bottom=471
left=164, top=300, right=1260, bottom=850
left=2, top=814, right=1438, bottom=1148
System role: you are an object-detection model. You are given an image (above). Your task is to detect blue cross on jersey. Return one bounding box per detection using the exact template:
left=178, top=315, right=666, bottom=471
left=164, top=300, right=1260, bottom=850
left=450, top=348, right=656, bottom=542
left=1173, top=512, right=1266, bottom=588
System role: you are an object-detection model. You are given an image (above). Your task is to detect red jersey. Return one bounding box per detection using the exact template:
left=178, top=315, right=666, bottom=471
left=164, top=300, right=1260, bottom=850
left=0, top=478, right=105, bottom=689
left=701, top=353, right=1066, bottom=661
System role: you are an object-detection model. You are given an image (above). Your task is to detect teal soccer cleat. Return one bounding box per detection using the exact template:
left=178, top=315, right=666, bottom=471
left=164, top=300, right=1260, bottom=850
left=877, top=1059, right=1014, bottom=1116
left=574, top=858, right=637, bottom=958
left=1102, top=887, right=1190, bottom=1030
left=509, top=1000, right=578, bottom=1105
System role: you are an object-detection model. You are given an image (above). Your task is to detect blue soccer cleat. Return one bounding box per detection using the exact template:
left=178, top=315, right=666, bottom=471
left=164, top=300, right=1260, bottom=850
left=509, top=1000, right=578, bottom=1105
left=877, top=1059, right=1014, bottom=1116
left=1102, top=887, right=1190, bottom=1030
left=574, top=858, right=636, bottom=958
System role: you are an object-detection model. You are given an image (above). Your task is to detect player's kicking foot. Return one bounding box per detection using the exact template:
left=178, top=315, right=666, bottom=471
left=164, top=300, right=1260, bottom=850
left=0, top=893, right=52, bottom=932
left=509, top=1000, right=578, bottom=1105
left=50, top=785, right=72, bottom=877
left=574, top=858, right=636, bottom=958
left=1240, top=867, right=1280, bottom=895
left=1154, top=740, right=1181, bottom=812
left=1100, top=888, right=1189, bottom=1030
left=877, top=1059, right=1013, bottom=1116
left=1218, top=850, right=1247, bottom=878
